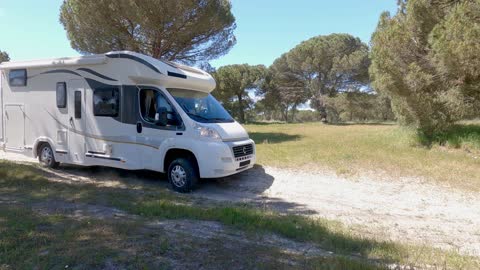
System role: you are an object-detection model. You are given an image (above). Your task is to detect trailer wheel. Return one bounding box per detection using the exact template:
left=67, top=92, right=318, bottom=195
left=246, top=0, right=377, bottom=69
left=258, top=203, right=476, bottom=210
left=167, top=158, right=198, bottom=193
left=38, top=143, right=59, bottom=169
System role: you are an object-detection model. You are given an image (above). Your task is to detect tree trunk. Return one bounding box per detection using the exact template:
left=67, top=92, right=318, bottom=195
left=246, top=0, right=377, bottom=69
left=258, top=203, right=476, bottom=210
left=291, top=104, right=298, bottom=123
left=237, top=94, right=245, bottom=123
left=319, top=95, right=328, bottom=123
left=281, top=107, right=288, bottom=122
left=318, top=104, right=328, bottom=123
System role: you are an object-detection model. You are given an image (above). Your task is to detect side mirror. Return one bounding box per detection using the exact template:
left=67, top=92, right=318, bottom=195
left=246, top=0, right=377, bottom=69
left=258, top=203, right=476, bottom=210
left=155, top=107, right=168, bottom=126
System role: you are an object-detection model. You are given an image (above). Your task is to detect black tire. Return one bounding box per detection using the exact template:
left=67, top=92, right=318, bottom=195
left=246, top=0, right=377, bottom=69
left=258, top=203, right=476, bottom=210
left=167, top=158, right=198, bottom=193
left=38, top=143, right=59, bottom=169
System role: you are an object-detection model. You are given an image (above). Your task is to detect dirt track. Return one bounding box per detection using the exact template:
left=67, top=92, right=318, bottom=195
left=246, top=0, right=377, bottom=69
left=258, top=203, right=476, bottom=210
left=2, top=151, right=479, bottom=257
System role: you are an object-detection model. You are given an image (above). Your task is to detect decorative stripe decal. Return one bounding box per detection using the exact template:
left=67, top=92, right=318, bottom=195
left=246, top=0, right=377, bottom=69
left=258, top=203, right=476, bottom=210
left=167, top=71, right=187, bottom=79
left=40, top=69, right=82, bottom=77
left=39, top=68, right=118, bottom=83
left=87, top=150, right=107, bottom=155
left=86, top=154, right=122, bottom=162
left=45, top=110, right=160, bottom=150
left=77, top=68, right=117, bottom=82
left=106, top=53, right=162, bottom=74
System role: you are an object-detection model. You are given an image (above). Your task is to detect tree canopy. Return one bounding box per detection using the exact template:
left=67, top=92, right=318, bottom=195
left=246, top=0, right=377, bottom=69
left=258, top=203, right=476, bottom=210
left=259, top=54, right=309, bottom=122
left=212, top=64, right=266, bottom=123
left=60, top=0, right=236, bottom=64
left=258, top=34, right=370, bottom=122
left=0, top=50, right=10, bottom=63
left=370, top=0, right=480, bottom=137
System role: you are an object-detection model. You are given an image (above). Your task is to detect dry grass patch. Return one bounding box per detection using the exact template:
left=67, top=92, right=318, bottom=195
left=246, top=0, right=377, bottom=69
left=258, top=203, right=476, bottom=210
left=246, top=122, right=480, bottom=191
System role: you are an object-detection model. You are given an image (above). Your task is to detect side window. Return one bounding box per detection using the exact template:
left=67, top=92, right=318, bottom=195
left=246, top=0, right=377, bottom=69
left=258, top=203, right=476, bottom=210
left=56, top=82, right=67, bottom=109
left=74, top=91, right=82, bottom=119
left=9, top=69, right=27, bottom=87
left=139, top=89, right=179, bottom=127
left=93, top=88, right=120, bottom=117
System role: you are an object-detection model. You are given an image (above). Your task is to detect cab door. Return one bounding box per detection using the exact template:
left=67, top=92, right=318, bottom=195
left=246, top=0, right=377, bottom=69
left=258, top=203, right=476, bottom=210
left=67, top=79, right=86, bottom=164
left=137, top=88, right=181, bottom=171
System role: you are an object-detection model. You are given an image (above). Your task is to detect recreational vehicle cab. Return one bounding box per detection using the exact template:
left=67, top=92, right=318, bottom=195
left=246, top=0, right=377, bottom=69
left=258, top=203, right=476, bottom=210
left=0, top=51, right=255, bottom=192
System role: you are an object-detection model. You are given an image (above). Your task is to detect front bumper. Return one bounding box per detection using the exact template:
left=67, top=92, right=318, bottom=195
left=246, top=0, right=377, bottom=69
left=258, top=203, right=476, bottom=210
left=195, top=138, right=256, bottom=178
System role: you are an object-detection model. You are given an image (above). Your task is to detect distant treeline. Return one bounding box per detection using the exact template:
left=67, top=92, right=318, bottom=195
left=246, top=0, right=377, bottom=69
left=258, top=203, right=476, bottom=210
left=209, top=34, right=395, bottom=124
left=252, top=92, right=395, bottom=123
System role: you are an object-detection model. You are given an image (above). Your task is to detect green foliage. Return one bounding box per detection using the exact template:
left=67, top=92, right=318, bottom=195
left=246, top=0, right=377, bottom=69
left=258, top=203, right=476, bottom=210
left=212, top=64, right=267, bottom=123
left=0, top=50, right=10, bottom=62
left=60, top=0, right=236, bottom=64
left=289, top=34, right=370, bottom=119
left=294, top=110, right=323, bottom=123
left=254, top=92, right=394, bottom=124
left=258, top=34, right=371, bottom=122
left=370, top=0, right=480, bottom=139
left=417, top=122, right=480, bottom=150
left=259, top=54, right=310, bottom=122
left=325, top=92, right=395, bottom=123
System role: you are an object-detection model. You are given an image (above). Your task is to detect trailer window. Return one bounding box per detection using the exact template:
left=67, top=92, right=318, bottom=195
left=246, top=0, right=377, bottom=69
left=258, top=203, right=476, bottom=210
left=74, top=91, right=82, bottom=119
left=56, top=82, right=67, bottom=108
left=9, top=69, right=27, bottom=87
left=93, top=88, right=120, bottom=117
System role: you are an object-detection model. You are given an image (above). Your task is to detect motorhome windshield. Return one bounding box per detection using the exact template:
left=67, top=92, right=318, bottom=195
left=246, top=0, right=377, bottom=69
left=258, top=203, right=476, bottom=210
left=168, top=88, right=234, bottom=123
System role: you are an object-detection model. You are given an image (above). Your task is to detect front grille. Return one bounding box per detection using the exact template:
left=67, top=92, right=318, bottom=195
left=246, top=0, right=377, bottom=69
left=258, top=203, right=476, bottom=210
left=232, top=144, right=254, bottom=158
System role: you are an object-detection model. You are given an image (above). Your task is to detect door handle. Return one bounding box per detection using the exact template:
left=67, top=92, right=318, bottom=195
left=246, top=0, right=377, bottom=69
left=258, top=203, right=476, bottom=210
left=136, top=122, right=143, bottom=134
left=69, top=117, right=74, bottom=127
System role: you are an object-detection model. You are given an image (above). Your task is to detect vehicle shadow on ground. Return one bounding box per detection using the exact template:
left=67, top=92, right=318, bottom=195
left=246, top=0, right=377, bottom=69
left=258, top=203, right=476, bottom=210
left=40, top=163, right=319, bottom=216
left=54, top=164, right=169, bottom=186
left=193, top=165, right=319, bottom=216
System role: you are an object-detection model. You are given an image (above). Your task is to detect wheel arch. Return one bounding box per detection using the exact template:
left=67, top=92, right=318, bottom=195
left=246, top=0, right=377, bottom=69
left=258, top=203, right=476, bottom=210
left=33, top=137, right=56, bottom=158
left=163, top=148, right=199, bottom=175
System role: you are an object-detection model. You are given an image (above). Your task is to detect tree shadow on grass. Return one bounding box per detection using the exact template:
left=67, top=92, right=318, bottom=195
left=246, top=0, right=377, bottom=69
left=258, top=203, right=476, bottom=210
left=249, top=132, right=302, bottom=144
left=326, top=122, right=396, bottom=126
left=427, top=124, right=480, bottom=149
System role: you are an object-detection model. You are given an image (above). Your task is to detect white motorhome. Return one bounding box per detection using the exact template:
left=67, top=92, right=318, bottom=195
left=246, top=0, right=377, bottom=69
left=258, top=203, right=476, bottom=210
left=0, top=51, right=255, bottom=192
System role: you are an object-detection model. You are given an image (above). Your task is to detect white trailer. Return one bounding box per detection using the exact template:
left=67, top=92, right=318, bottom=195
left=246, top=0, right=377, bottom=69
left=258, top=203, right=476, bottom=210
left=0, top=51, right=255, bottom=192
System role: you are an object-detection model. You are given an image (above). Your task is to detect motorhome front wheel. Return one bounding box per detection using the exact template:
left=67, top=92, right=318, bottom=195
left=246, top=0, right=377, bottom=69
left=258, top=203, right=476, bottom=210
left=167, top=158, right=199, bottom=193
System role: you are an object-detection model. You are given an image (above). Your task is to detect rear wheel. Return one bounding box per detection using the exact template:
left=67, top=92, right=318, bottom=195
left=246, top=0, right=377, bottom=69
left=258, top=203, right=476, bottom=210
left=38, top=143, right=59, bottom=169
left=167, top=158, right=198, bottom=193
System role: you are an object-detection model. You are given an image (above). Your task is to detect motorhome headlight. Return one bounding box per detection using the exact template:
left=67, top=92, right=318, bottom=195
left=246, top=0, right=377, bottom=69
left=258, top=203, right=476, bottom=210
left=194, top=124, right=222, bottom=140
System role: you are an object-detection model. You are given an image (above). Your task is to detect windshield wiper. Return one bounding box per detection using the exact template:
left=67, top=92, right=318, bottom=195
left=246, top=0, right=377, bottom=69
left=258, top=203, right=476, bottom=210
left=210, top=118, right=234, bottom=122
left=186, top=113, right=232, bottom=123
left=186, top=112, right=210, bottom=121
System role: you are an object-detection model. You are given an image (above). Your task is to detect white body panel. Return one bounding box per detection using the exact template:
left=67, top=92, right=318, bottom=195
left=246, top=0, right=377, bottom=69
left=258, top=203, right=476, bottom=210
left=4, top=105, right=24, bottom=150
left=0, top=51, right=255, bottom=178
left=0, top=74, right=3, bottom=142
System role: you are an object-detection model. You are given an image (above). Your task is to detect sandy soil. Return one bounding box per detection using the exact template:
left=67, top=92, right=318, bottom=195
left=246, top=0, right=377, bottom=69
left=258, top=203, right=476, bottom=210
left=2, top=151, right=479, bottom=257
left=198, top=167, right=480, bottom=257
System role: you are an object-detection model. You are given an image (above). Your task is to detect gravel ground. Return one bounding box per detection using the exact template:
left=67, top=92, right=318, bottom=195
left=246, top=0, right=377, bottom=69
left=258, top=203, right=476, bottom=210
left=2, top=151, right=479, bottom=257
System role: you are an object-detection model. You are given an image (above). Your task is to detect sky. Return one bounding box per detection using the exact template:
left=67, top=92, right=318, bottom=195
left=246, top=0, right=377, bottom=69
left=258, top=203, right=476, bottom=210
left=0, top=0, right=397, bottom=67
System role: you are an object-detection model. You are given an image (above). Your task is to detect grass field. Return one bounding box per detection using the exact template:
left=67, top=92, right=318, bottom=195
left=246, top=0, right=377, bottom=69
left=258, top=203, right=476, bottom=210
left=1, top=122, right=480, bottom=269
left=1, top=162, right=479, bottom=269
left=246, top=121, right=480, bottom=191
